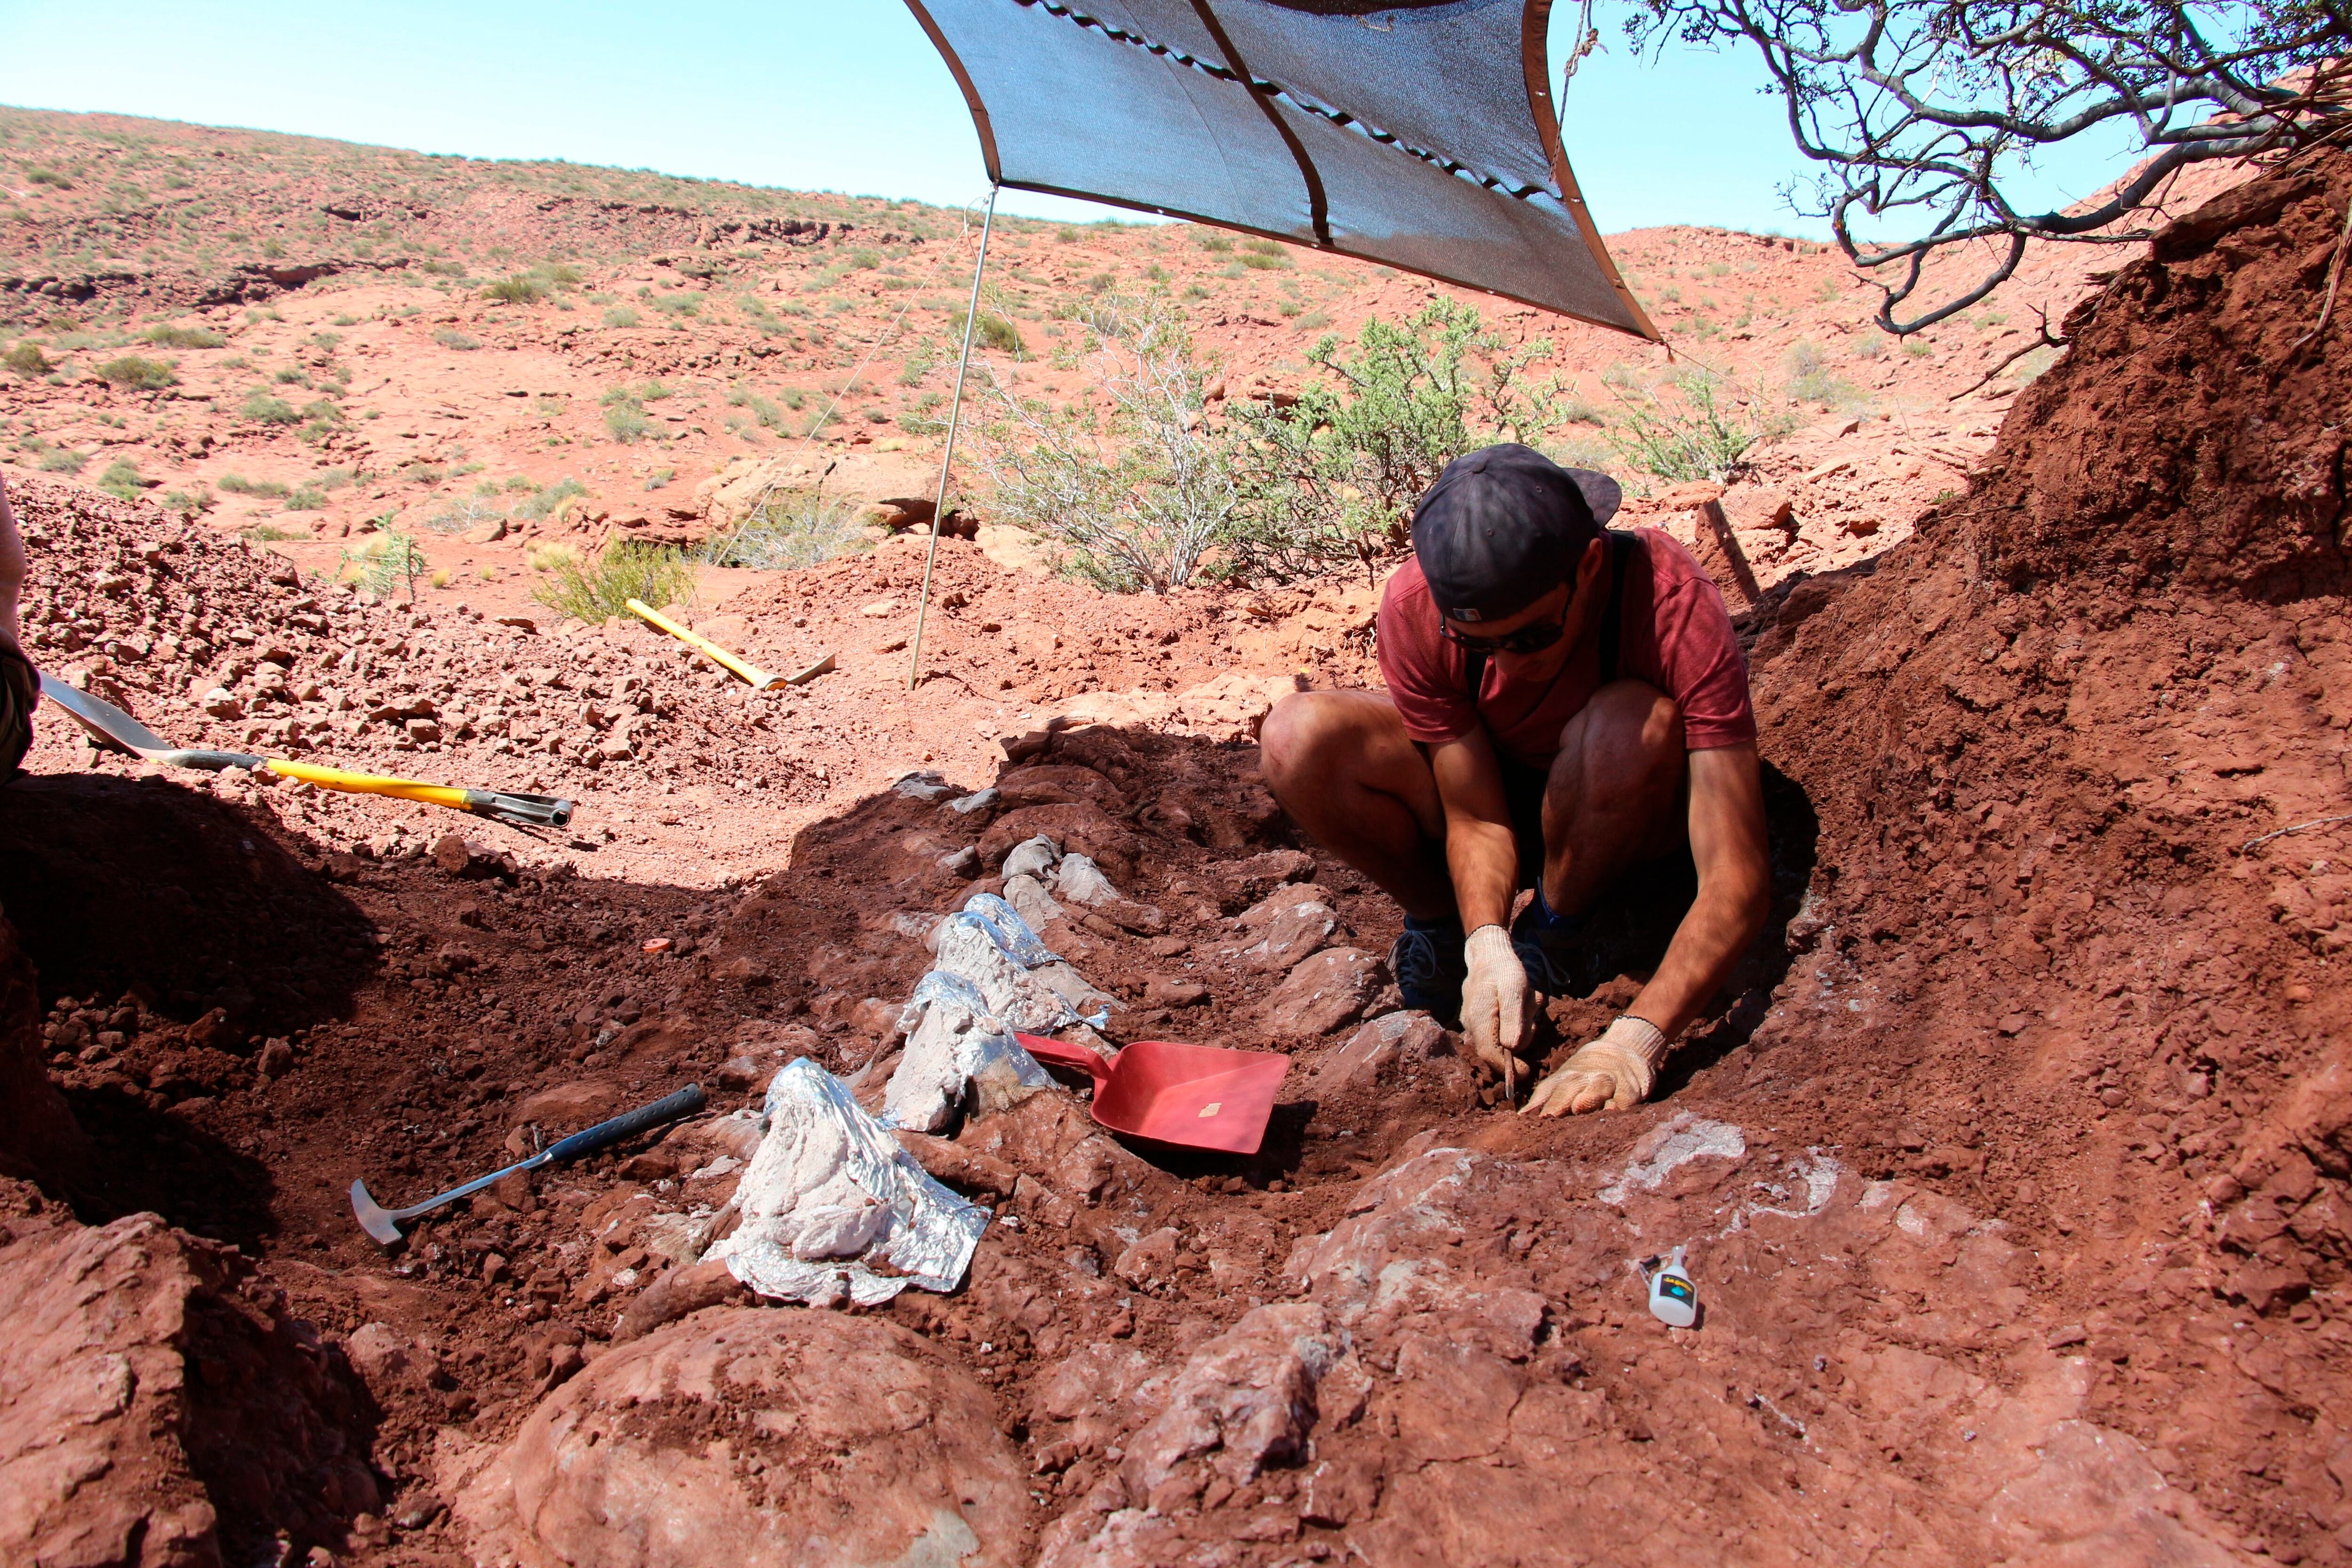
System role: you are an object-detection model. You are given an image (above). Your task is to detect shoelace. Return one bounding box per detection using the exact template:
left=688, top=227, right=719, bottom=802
left=1511, top=932, right=1576, bottom=995
left=1389, top=927, right=1445, bottom=988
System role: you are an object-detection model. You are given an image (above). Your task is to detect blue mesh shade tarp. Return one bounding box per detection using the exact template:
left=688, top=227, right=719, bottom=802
left=903, top=0, right=1659, bottom=339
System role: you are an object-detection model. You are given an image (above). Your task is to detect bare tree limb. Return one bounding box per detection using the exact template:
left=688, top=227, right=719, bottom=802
left=1631, top=2, right=2352, bottom=331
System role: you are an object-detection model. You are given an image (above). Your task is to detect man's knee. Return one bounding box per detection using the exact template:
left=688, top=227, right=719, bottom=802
left=1559, top=681, right=1685, bottom=801
left=1261, top=691, right=1369, bottom=790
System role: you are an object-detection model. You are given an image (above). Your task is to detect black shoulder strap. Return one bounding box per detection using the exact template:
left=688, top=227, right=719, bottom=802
left=1598, top=528, right=1634, bottom=686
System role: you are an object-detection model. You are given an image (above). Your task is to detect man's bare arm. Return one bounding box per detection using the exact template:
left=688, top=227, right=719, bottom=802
left=0, top=473, right=24, bottom=655
left=1427, top=727, right=1518, bottom=930
left=1629, top=742, right=1771, bottom=1039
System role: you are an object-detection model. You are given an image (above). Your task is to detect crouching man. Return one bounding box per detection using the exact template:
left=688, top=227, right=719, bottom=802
left=1262, top=445, right=1769, bottom=1114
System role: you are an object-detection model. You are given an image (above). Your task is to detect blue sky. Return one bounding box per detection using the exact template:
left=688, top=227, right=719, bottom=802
left=0, top=0, right=2139, bottom=239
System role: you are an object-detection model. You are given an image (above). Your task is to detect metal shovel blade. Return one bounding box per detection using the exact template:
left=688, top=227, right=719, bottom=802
left=1017, top=1033, right=1291, bottom=1155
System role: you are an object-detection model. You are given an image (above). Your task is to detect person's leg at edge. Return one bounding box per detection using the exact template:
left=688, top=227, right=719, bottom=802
left=1260, top=691, right=1467, bottom=1016
left=1512, top=680, right=1688, bottom=992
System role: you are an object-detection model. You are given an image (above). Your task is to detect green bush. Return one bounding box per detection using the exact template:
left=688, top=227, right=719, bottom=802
left=650, top=293, right=701, bottom=318
left=1223, top=298, right=1568, bottom=583
left=701, top=488, right=870, bottom=570
left=218, top=473, right=292, bottom=498
left=97, top=458, right=144, bottom=500
left=976, top=299, right=1233, bottom=593
left=952, top=308, right=1024, bottom=356
left=1783, top=341, right=1862, bottom=409
left=1197, top=232, right=1233, bottom=252
left=144, top=324, right=226, bottom=349
left=601, top=305, right=640, bottom=327
left=241, top=389, right=300, bottom=424
left=339, top=531, right=428, bottom=600
left=2, top=343, right=54, bottom=377
left=726, top=382, right=791, bottom=433
left=433, top=328, right=481, bottom=350
left=26, top=169, right=71, bottom=189
left=96, top=355, right=178, bottom=390
left=532, top=538, right=698, bottom=622
left=421, top=496, right=500, bottom=533
left=1605, top=369, right=1795, bottom=484
left=285, top=483, right=329, bottom=511
left=515, top=476, right=588, bottom=520
left=484, top=274, right=549, bottom=304
left=273, top=366, right=311, bottom=386
left=604, top=401, right=654, bottom=443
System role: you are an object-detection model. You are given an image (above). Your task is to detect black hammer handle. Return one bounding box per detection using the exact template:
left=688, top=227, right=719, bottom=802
left=543, top=1084, right=706, bottom=1164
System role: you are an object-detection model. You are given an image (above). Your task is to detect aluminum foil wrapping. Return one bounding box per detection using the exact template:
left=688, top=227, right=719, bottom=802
left=885, top=971, right=1050, bottom=1133
left=705, top=1058, right=988, bottom=1307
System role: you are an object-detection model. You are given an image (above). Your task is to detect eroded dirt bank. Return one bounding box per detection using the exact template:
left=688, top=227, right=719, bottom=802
left=2, top=154, right=2350, bottom=1568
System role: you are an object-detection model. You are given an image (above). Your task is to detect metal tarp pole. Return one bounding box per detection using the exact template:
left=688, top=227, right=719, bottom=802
left=907, top=183, right=1000, bottom=691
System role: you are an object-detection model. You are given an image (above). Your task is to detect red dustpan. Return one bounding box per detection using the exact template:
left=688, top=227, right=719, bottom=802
left=1016, top=1033, right=1291, bottom=1156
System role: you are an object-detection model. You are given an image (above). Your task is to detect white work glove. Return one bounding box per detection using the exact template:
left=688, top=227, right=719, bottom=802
left=1523, top=1015, right=1668, bottom=1116
left=1460, top=924, right=1533, bottom=1091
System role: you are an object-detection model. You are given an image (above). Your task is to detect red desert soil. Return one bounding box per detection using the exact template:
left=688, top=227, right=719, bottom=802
left=2, top=116, right=2350, bottom=1568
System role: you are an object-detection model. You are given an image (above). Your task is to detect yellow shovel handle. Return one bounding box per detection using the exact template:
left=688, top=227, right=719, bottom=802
left=263, top=759, right=474, bottom=811
left=626, top=598, right=779, bottom=689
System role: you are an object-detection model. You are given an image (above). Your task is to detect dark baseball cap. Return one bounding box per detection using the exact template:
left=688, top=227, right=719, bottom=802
left=1410, top=444, right=1622, bottom=622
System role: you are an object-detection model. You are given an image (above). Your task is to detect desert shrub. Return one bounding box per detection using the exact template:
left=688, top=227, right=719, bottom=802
left=218, top=473, right=291, bottom=498
left=900, top=392, right=947, bottom=436
left=339, top=531, right=428, bottom=599
left=433, top=328, right=481, bottom=350
left=951, top=308, right=1024, bottom=357
left=702, top=486, right=870, bottom=570
left=97, top=458, right=143, bottom=500
left=239, top=522, right=299, bottom=541
left=1783, top=341, right=1861, bottom=408
left=38, top=448, right=87, bottom=474
left=273, top=366, right=311, bottom=386
left=483, top=274, right=549, bottom=304
left=1197, top=232, right=1233, bottom=252
left=2, top=343, right=54, bottom=376
left=96, top=355, right=177, bottom=390
left=144, top=323, right=225, bottom=349
left=163, top=486, right=214, bottom=514
left=603, top=399, right=653, bottom=443
left=644, top=468, right=675, bottom=491
left=421, top=496, right=501, bottom=533
left=401, top=461, right=446, bottom=486
left=1222, top=298, right=1567, bottom=583
left=726, top=382, right=791, bottom=433
left=532, top=538, right=697, bottom=622
left=514, top=476, right=587, bottom=520
left=525, top=541, right=578, bottom=573
left=285, top=483, right=329, bottom=511
left=26, top=168, right=71, bottom=189
left=1605, top=368, right=1794, bottom=484
left=650, top=293, right=701, bottom=318
left=240, top=388, right=299, bottom=425
left=602, top=305, right=640, bottom=327
left=976, top=298, right=1235, bottom=593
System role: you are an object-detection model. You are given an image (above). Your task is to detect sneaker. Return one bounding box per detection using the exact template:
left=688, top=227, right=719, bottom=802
left=1388, top=917, right=1467, bottom=1026
left=1509, top=893, right=1586, bottom=999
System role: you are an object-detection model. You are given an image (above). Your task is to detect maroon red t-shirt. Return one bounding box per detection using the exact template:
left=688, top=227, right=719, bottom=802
left=1376, top=527, right=1757, bottom=766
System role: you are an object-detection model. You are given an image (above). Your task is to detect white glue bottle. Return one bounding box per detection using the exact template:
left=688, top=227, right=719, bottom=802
left=1648, top=1246, right=1698, bottom=1328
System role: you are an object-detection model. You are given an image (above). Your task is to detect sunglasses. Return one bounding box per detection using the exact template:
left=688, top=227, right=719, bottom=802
left=1441, top=615, right=1567, bottom=655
